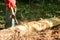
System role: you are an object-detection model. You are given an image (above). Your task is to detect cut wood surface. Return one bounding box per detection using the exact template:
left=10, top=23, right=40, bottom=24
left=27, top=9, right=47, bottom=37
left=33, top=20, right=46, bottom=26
left=0, top=16, right=60, bottom=40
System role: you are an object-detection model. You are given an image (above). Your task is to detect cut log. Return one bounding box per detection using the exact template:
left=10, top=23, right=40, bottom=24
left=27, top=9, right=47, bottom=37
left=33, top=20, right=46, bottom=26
left=19, top=16, right=60, bottom=31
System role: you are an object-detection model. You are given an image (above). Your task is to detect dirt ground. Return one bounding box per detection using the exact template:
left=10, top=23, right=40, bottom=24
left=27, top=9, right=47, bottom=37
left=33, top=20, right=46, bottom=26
left=0, top=20, right=60, bottom=40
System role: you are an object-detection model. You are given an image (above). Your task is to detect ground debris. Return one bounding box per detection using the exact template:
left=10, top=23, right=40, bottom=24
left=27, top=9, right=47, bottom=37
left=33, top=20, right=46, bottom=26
left=0, top=24, right=60, bottom=40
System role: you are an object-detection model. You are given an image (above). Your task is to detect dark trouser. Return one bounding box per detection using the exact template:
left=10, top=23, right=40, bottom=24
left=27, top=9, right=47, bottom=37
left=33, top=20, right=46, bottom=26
left=5, top=9, right=14, bottom=28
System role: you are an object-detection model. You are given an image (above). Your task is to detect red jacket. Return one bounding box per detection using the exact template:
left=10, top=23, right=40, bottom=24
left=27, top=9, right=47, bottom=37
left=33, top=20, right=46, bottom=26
left=6, top=0, right=16, bottom=10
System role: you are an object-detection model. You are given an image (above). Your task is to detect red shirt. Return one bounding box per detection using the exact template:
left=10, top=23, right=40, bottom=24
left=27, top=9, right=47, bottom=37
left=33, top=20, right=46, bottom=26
left=6, top=0, right=16, bottom=10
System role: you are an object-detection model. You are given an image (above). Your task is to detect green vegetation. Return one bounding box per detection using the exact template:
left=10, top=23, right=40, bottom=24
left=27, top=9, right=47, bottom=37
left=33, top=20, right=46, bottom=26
left=0, top=0, right=60, bottom=23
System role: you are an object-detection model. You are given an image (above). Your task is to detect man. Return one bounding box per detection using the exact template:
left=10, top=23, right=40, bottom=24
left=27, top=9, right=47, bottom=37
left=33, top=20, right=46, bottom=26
left=5, top=0, right=18, bottom=28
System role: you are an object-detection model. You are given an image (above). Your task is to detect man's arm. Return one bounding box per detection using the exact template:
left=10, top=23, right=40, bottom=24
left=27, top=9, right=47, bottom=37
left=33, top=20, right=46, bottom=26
left=11, top=7, right=15, bottom=16
left=11, top=6, right=18, bottom=24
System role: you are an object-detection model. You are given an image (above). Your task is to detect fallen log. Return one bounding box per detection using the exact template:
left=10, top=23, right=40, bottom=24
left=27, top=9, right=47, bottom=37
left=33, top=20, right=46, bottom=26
left=18, top=16, right=60, bottom=31
left=0, top=16, right=60, bottom=40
